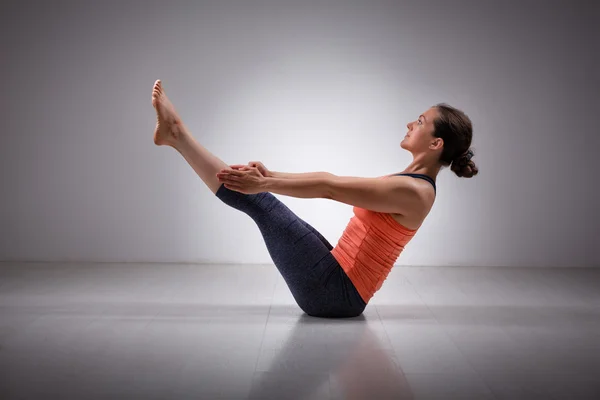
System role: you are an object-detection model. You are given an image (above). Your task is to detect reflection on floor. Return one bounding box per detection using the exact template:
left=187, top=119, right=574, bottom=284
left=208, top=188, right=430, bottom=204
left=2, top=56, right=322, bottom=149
left=1, top=263, right=599, bottom=399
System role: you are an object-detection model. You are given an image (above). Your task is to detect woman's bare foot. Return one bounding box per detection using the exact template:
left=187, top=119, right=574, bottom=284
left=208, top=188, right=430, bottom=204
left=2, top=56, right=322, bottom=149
left=152, top=80, right=186, bottom=147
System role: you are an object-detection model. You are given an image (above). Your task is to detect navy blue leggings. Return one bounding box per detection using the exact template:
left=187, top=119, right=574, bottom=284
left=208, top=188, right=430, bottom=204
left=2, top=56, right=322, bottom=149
left=215, top=183, right=367, bottom=318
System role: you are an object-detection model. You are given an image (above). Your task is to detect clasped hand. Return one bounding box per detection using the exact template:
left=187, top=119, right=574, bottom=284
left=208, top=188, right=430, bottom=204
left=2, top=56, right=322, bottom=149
left=216, top=165, right=268, bottom=194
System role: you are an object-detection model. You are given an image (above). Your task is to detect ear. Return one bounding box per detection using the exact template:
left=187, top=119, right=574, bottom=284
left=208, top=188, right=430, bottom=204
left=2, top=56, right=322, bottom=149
left=430, top=137, right=444, bottom=151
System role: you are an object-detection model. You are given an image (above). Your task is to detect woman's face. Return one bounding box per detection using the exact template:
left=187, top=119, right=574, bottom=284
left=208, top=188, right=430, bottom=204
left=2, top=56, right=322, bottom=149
left=400, top=107, right=440, bottom=153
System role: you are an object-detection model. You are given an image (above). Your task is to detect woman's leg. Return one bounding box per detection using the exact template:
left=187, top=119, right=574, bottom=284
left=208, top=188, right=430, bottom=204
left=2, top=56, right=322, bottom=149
left=151, top=80, right=360, bottom=315
left=215, top=186, right=333, bottom=308
left=215, top=185, right=365, bottom=317
left=152, top=80, right=227, bottom=195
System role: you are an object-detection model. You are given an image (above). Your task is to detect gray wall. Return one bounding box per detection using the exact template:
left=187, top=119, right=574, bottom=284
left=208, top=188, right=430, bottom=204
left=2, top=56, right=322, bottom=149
left=1, top=0, right=598, bottom=267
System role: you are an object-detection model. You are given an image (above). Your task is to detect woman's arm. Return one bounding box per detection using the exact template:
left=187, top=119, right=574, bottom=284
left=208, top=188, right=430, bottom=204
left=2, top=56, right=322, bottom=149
left=264, top=174, right=422, bottom=215
left=269, top=171, right=334, bottom=180
left=264, top=176, right=331, bottom=199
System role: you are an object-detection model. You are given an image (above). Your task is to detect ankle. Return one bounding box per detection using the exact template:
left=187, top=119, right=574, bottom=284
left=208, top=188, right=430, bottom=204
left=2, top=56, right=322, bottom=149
left=171, top=129, right=193, bottom=150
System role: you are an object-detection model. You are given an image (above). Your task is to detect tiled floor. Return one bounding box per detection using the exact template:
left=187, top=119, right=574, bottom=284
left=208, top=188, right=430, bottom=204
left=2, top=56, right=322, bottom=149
left=0, top=263, right=599, bottom=399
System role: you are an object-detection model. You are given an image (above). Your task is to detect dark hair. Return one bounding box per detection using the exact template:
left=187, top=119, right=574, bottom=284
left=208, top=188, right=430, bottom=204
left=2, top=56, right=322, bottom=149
left=432, top=103, right=478, bottom=178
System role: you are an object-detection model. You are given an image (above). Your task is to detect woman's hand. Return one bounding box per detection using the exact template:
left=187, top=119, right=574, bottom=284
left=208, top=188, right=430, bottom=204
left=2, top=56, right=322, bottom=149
left=216, top=166, right=269, bottom=194
left=229, top=161, right=272, bottom=178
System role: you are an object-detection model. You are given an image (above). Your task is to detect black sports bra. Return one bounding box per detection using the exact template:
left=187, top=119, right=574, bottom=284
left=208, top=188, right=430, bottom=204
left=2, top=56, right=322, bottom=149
left=392, top=173, right=436, bottom=194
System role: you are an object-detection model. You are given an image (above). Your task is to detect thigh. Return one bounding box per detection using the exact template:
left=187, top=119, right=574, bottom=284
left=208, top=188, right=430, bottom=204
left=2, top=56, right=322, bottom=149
left=297, top=218, right=333, bottom=250
left=246, top=196, right=340, bottom=305
left=255, top=202, right=335, bottom=288
left=257, top=209, right=365, bottom=317
left=216, top=185, right=345, bottom=310
left=218, top=186, right=332, bottom=279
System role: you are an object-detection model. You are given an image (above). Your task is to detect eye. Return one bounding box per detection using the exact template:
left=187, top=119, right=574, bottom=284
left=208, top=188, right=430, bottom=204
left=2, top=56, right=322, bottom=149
left=417, top=119, right=423, bottom=125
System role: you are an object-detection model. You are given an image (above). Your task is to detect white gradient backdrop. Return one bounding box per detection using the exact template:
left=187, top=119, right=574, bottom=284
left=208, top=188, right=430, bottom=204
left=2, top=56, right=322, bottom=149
left=1, top=0, right=598, bottom=267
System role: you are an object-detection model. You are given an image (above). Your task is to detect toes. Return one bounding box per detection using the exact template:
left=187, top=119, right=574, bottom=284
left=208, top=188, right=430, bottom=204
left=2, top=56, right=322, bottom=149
left=151, top=80, right=164, bottom=104
left=153, top=80, right=162, bottom=94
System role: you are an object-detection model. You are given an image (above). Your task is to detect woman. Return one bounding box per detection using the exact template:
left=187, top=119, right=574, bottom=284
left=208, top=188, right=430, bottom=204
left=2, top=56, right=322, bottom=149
left=151, top=79, right=478, bottom=318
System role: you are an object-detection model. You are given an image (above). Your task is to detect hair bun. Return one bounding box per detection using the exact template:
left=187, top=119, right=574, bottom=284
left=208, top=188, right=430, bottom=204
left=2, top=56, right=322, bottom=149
left=451, top=148, right=478, bottom=178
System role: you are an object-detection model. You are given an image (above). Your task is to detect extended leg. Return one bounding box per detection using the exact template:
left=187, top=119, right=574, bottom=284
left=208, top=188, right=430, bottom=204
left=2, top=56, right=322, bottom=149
left=152, top=79, right=227, bottom=195
left=152, top=79, right=333, bottom=249
left=151, top=80, right=363, bottom=316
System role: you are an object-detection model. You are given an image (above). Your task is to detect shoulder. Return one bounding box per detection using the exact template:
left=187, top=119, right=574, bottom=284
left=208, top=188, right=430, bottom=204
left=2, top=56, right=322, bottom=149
left=386, top=175, right=433, bottom=201
left=326, top=174, right=426, bottom=216
left=386, top=175, right=436, bottom=215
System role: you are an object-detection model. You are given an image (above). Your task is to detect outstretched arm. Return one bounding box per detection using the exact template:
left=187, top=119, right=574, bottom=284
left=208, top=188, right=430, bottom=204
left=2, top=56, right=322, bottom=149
left=265, top=174, right=422, bottom=215
left=325, top=175, right=422, bottom=215
left=270, top=171, right=334, bottom=180
left=265, top=175, right=332, bottom=199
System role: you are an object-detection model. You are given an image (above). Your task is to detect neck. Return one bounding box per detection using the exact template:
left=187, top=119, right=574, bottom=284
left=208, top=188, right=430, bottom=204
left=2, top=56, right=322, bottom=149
left=401, top=155, right=441, bottom=179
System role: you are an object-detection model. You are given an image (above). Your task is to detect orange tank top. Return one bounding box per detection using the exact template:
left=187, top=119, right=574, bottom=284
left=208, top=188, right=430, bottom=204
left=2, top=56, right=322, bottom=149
left=330, top=173, right=435, bottom=304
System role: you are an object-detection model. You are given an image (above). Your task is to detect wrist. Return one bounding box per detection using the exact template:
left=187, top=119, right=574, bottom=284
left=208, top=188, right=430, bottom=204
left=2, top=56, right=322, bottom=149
left=263, top=177, right=276, bottom=190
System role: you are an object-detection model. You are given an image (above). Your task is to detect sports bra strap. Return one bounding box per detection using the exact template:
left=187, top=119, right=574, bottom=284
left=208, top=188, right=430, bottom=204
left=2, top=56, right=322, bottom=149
left=393, top=173, right=436, bottom=194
